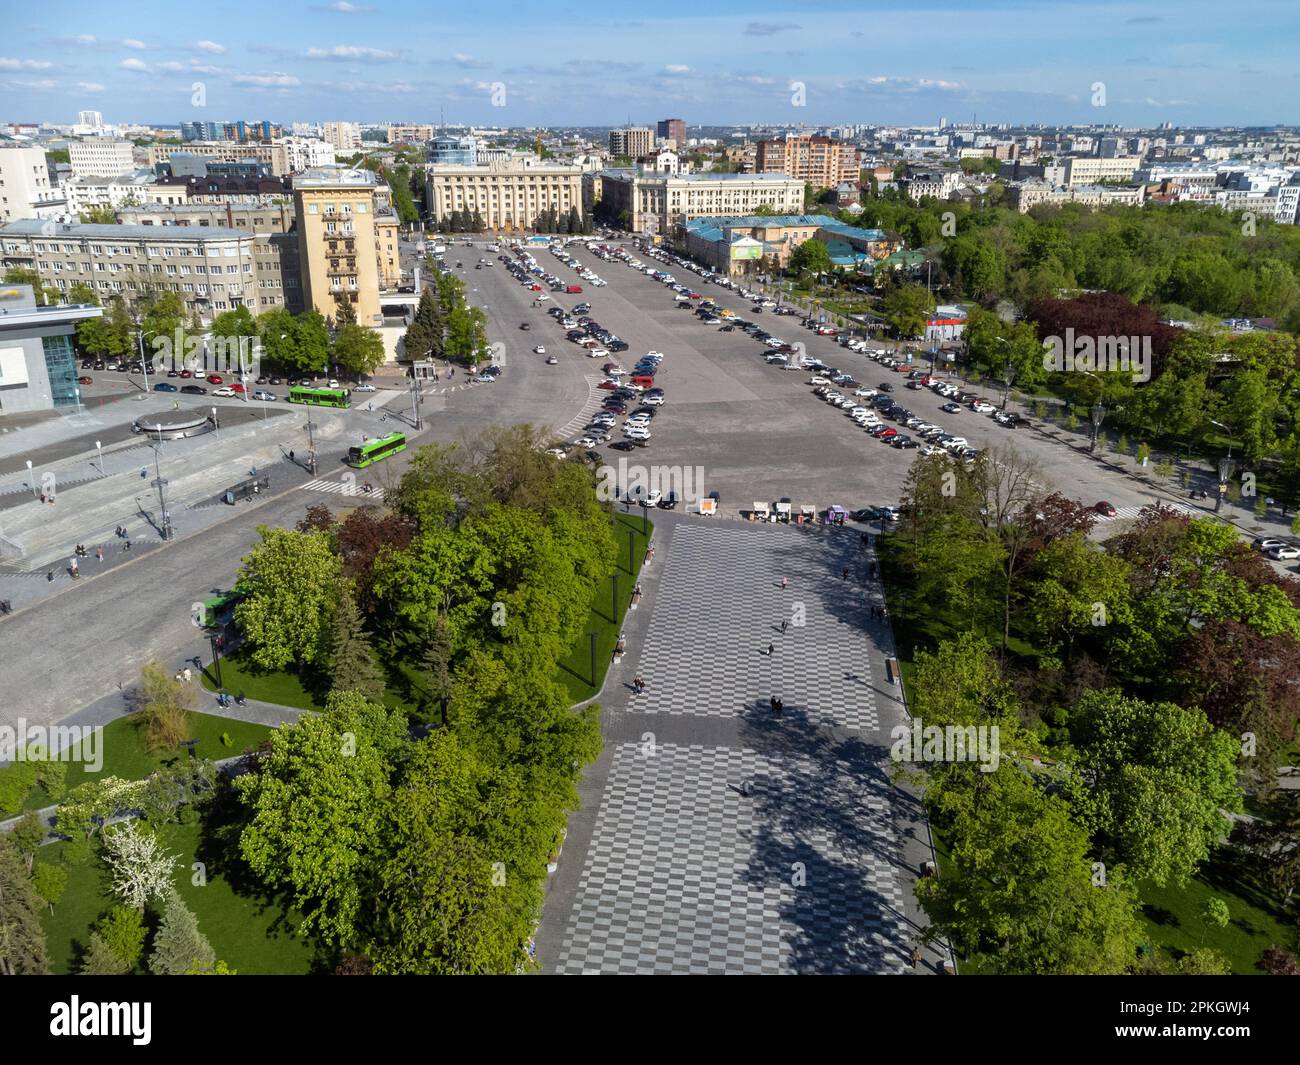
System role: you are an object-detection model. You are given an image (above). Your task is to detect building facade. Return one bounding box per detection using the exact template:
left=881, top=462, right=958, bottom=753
left=1062, top=156, right=1142, bottom=186
left=148, top=142, right=292, bottom=177
left=388, top=124, right=433, bottom=144
left=424, top=160, right=584, bottom=231
left=0, top=284, right=103, bottom=414
left=0, top=220, right=263, bottom=322
left=430, top=133, right=478, bottom=166
left=656, top=118, right=686, bottom=148
left=117, top=201, right=297, bottom=234
left=67, top=140, right=136, bottom=178
left=598, top=170, right=805, bottom=235
left=321, top=122, right=363, bottom=152
left=755, top=134, right=858, bottom=188
left=609, top=128, right=655, bottom=160
left=0, top=145, right=67, bottom=223
left=293, top=169, right=399, bottom=327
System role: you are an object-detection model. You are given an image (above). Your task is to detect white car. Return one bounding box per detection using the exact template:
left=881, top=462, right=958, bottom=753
left=645, top=351, right=665, bottom=360
left=353, top=383, right=377, bottom=393
left=971, top=401, right=996, bottom=414
left=536, top=294, right=550, bottom=302
left=1267, top=544, right=1300, bottom=560
left=545, top=448, right=568, bottom=459
left=642, top=393, right=665, bottom=406
left=533, top=345, right=547, bottom=354
left=212, top=387, right=236, bottom=397
left=624, top=425, right=652, bottom=439
left=809, top=376, right=832, bottom=386
left=640, top=489, right=662, bottom=507
left=587, top=348, right=610, bottom=359
left=854, top=387, right=878, bottom=398
left=328, top=379, right=340, bottom=388
left=574, top=436, right=598, bottom=448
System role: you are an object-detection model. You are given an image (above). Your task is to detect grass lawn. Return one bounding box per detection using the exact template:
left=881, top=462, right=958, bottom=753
left=36, top=818, right=320, bottom=975
left=556, top=511, right=653, bottom=703
left=198, top=651, right=324, bottom=712
left=0, top=712, right=272, bottom=819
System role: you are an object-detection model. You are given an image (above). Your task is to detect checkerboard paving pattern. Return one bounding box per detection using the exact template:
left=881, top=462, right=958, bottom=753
left=634, top=523, right=881, bottom=731
left=555, top=741, right=911, bottom=974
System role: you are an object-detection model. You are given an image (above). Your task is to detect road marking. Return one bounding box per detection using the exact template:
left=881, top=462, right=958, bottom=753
left=301, top=478, right=387, bottom=501
left=552, top=375, right=608, bottom=440
left=1095, top=502, right=1199, bottom=521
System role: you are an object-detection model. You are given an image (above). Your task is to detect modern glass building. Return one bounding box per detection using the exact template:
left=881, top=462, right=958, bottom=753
left=429, top=134, right=478, bottom=167
left=0, top=285, right=102, bottom=415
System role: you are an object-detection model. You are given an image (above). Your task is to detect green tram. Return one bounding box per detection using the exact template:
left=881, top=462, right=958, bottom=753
left=287, top=385, right=350, bottom=408
left=346, top=431, right=407, bottom=469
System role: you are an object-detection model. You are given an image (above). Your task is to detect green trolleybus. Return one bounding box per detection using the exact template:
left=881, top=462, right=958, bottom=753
left=287, top=385, right=350, bottom=408
left=346, top=431, right=407, bottom=468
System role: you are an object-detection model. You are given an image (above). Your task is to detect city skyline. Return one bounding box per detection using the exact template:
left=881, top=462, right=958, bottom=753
left=1, top=0, right=1297, bottom=127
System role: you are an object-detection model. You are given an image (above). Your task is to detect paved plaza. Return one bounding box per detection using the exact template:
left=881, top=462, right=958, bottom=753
left=542, top=517, right=940, bottom=975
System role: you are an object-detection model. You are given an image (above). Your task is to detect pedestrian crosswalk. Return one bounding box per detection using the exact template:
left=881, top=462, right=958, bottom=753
left=1096, top=501, right=1199, bottom=521
left=300, top=478, right=386, bottom=501
left=552, top=375, right=607, bottom=440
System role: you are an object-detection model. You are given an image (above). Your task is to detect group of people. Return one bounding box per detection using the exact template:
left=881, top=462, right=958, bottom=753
left=215, top=691, right=248, bottom=709
left=173, top=667, right=194, bottom=685
left=770, top=694, right=785, bottom=715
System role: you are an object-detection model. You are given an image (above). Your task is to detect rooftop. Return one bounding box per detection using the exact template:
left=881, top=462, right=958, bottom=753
left=0, top=219, right=253, bottom=240
left=292, top=167, right=380, bottom=188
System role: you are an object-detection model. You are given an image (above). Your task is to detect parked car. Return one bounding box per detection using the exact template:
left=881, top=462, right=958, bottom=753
left=207, top=374, right=223, bottom=385
left=354, top=383, right=377, bottom=393
left=1094, top=501, right=1118, bottom=517
left=212, top=387, right=236, bottom=397
left=153, top=382, right=178, bottom=392
left=253, top=389, right=277, bottom=401
left=1266, top=544, right=1300, bottom=561
left=77, top=375, right=93, bottom=385
left=180, top=384, right=207, bottom=395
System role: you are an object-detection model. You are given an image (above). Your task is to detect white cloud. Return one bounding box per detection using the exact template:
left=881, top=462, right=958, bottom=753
left=194, top=40, right=226, bottom=54
left=0, top=57, right=52, bottom=70
left=9, top=78, right=58, bottom=90
left=326, top=1, right=373, bottom=10
left=157, top=61, right=185, bottom=72
left=122, top=38, right=146, bottom=49
left=305, top=45, right=397, bottom=60
left=75, top=34, right=96, bottom=44
left=77, top=81, right=105, bottom=92
left=664, top=64, right=691, bottom=74
left=120, top=57, right=149, bottom=72
left=233, top=71, right=301, bottom=86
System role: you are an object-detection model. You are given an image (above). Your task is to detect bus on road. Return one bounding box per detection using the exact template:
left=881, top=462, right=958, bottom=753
left=346, top=431, right=407, bottom=468
left=287, top=386, right=350, bottom=408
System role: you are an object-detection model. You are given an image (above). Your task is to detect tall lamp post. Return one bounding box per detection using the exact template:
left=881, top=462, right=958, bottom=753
left=1090, top=400, right=1107, bottom=453
left=150, top=439, right=173, bottom=541
left=137, top=329, right=158, bottom=394
left=1209, top=420, right=1235, bottom=513
left=994, top=336, right=1016, bottom=410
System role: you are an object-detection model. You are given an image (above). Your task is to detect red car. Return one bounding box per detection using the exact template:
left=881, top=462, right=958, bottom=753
left=528, top=283, right=542, bottom=291
left=598, top=380, right=619, bottom=391
left=565, top=285, right=583, bottom=294
left=687, top=291, right=701, bottom=299
left=1095, top=501, right=1117, bottom=517
left=179, top=370, right=193, bottom=378
left=231, top=382, right=248, bottom=393
left=207, top=374, right=223, bottom=385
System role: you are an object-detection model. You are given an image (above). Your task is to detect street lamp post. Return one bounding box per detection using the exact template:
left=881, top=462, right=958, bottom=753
left=150, top=440, right=173, bottom=541
left=95, top=440, right=104, bottom=476
left=1090, top=400, right=1107, bottom=453
left=137, top=329, right=157, bottom=395
left=1216, top=455, right=1235, bottom=514
left=25, top=459, right=36, bottom=499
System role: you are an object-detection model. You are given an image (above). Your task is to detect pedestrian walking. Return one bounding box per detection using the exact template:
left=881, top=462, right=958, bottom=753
left=842, top=567, right=849, bottom=580
left=910, top=945, right=922, bottom=969
left=123, top=540, right=132, bottom=552
left=780, top=575, right=788, bottom=590
left=95, top=546, right=104, bottom=562
left=780, top=619, right=788, bottom=634
left=767, top=642, right=775, bottom=656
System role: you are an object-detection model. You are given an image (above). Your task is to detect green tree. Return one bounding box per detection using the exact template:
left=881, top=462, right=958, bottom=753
left=405, top=286, right=445, bottom=362
left=789, top=239, right=834, bottom=278
left=31, top=862, right=67, bottom=914
left=211, top=305, right=256, bottom=371
left=880, top=284, right=935, bottom=339
left=148, top=892, right=215, bottom=975
left=236, top=691, right=407, bottom=946
left=1071, top=689, right=1240, bottom=886
left=1200, top=897, right=1230, bottom=944
left=11, top=811, right=45, bottom=873
left=3, top=267, right=50, bottom=305
left=0, top=836, right=49, bottom=974
left=234, top=526, right=342, bottom=671
left=332, top=323, right=386, bottom=378
left=95, top=905, right=147, bottom=970
left=80, top=931, right=130, bottom=975
left=330, top=585, right=386, bottom=702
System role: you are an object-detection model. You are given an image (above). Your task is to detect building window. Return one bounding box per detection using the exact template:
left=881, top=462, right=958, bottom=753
left=42, top=334, right=79, bottom=409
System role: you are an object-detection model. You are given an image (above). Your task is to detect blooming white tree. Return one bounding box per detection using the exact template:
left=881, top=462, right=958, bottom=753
left=103, top=821, right=177, bottom=910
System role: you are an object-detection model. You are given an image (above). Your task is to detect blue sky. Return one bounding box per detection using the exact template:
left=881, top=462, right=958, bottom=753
left=2, top=0, right=1297, bottom=127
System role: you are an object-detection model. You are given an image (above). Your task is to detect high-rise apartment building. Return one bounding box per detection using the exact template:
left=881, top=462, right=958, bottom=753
left=67, top=139, right=136, bottom=178
left=322, top=122, right=364, bottom=152
left=656, top=118, right=686, bottom=148
left=755, top=134, right=859, bottom=188
left=388, top=124, right=433, bottom=144
left=293, top=168, right=400, bottom=327
left=609, top=127, right=655, bottom=160
left=77, top=111, right=104, bottom=129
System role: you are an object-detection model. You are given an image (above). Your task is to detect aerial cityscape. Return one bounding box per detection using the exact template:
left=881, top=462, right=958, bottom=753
left=0, top=0, right=1297, bottom=1015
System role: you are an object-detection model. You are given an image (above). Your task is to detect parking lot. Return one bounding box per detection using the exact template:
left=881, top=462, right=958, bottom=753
left=467, top=237, right=1219, bottom=524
